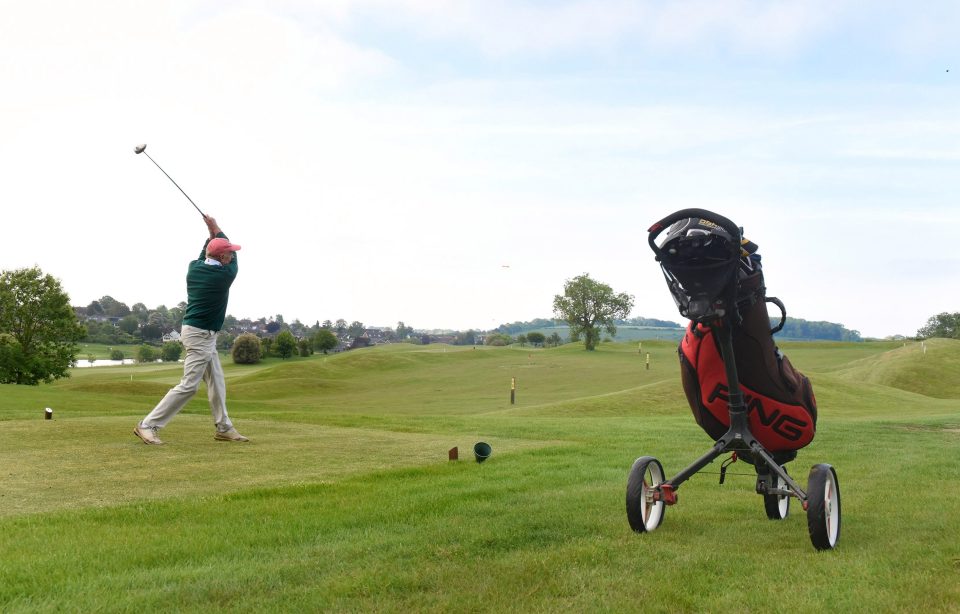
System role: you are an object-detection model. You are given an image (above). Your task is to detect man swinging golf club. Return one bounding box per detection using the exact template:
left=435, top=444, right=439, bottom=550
left=134, top=214, right=249, bottom=445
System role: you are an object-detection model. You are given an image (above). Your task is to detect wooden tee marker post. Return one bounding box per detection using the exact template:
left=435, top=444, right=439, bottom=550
left=510, top=377, right=516, bottom=404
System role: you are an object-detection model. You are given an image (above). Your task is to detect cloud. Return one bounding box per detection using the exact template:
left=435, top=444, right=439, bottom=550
left=317, top=0, right=843, bottom=58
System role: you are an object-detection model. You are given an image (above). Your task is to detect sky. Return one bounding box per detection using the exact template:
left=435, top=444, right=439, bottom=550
left=2, top=0, right=958, bottom=338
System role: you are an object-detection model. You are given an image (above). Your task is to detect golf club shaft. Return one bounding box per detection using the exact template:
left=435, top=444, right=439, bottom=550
left=142, top=151, right=205, bottom=217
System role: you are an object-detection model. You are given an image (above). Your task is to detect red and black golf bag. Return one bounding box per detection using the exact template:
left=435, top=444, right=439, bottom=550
left=659, top=217, right=818, bottom=459
left=629, top=209, right=841, bottom=551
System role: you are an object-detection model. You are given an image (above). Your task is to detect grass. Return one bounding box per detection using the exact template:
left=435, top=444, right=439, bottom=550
left=1, top=340, right=959, bottom=612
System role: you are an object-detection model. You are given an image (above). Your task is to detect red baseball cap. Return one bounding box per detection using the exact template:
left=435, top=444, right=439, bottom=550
left=207, top=237, right=242, bottom=257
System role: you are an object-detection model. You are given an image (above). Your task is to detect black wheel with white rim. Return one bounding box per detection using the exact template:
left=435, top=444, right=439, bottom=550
left=763, top=468, right=791, bottom=520
left=626, top=456, right=666, bottom=533
left=806, top=463, right=841, bottom=550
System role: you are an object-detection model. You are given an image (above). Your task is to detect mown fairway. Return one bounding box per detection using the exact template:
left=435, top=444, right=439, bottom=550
left=1, top=339, right=959, bottom=612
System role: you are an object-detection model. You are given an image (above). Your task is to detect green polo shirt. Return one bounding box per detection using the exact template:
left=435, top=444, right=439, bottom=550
left=181, top=232, right=238, bottom=332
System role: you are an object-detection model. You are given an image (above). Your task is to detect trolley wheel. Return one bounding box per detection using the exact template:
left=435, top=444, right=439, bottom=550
left=626, top=456, right=666, bottom=533
left=763, top=468, right=790, bottom=520
left=806, top=463, right=841, bottom=550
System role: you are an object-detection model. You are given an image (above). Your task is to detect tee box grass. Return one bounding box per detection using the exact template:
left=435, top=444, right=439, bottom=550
left=1, top=339, right=958, bottom=611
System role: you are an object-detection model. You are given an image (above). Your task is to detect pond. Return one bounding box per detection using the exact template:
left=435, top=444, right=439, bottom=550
left=72, top=359, right=138, bottom=368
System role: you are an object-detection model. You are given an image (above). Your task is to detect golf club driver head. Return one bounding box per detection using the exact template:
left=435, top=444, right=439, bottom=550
left=134, top=144, right=147, bottom=154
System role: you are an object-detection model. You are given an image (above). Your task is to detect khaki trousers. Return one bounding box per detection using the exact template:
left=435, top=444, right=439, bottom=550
left=140, top=324, right=233, bottom=431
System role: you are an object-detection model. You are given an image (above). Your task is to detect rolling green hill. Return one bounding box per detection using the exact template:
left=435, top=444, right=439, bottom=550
left=830, top=337, right=960, bottom=399
left=1, top=340, right=958, bottom=611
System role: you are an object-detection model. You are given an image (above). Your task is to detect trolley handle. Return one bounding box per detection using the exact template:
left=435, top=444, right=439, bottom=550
left=647, top=208, right=742, bottom=260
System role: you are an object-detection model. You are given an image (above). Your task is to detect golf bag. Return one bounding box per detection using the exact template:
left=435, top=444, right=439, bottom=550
left=629, top=209, right=841, bottom=552
left=658, top=216, right=818, bottom=456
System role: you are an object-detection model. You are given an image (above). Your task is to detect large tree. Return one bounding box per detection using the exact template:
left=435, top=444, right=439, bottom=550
left=97, top=295, right=130, bottom=318
left=118, top=314, right=140, bottom=335
left=0, top=267, right=86, bottom=384
left=274, top=330, right=297, bottom=359
left=917, top=312, right=960, bottom=339
left=527, top=332, right=546, bottom=347
left=312, top=329, right=338, bottom=354
left=553, top=273, right=634, bottom=351
left=348, top=320, right=366, bottom=338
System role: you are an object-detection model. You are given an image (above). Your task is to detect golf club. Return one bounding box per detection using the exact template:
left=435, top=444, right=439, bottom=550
left=133, top=144, right=205, bottom=217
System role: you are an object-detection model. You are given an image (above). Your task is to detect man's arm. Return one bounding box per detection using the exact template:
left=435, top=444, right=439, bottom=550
left=204, top=215, right=222, bottom=239
left=204, top=214, right=238, bottom=271
left=197, top=215, right=227, bottom=259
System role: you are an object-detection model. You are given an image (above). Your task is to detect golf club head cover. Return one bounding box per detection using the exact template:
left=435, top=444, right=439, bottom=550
left=678, top=271, right=818, bottom=452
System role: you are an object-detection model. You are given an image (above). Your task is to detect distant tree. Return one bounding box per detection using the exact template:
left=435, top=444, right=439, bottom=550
left=527, top=332, right=545, bottom=347
left=917, top=312, right=960, bottom=339
left=169, top=305, right=185, bottom=330
left=275, top=330, right=297, bottom=359
left=147, top=310, right=169, bottom=335
left=548, top=332, right=562, bottom=347
left=214, top=332, right=233, bottom=351
left=297, top=338, right=312, bottom=357
left=313, top=329, right=338, bottom=354
left=141, top=323, right=163, bottom=342
left=85, top=300, right=104, bottom=316
left=0, top=267, right=86, bottom=385
left=321, top=320, right=333, bottom=330
left=160, top=341, right=183, bottom=362
left=774, top=317, right=860, bottom=341
left=396, top=321, right=412, bottom=340
left=290, top=319, right=307, bottom=338
left=118, top=314, right=140, bottom=335
left=348, top=321, right=365, bottom=338
left=553, top=273, right=634, bottom=351
left=153, top=305, right=169, bottom=323
left=98, top=295, right=130, bottom=318
left=261, top=337, right=274, bottom=357
left=455, top=329, right=476, bottom=345
left=620, top=316, right=683, bottom=329
left=110, top=349, right=125, bottom=361
left=265, top=320, right=281, bottom=334
left=136, top=345, right=157, bottom=363
left=485, top=333, right=513, bottom=346
left=86, top=319, right=125, bottom=345
left=496, top=318, right=556, bottom=335
left=231, top=333, right=262, bottom=364
left=335, top=319, right=348, bottom=336
left=131, top=302, right=149, bottom=323
left=516, top=334, right=528, bottom=347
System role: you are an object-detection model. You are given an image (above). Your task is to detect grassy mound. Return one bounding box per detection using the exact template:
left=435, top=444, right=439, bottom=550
left=831, top=338, right=960, bottom=399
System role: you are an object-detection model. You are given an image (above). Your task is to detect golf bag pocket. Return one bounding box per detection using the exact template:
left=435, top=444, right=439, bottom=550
left=679, top=322, right=817, bottom=452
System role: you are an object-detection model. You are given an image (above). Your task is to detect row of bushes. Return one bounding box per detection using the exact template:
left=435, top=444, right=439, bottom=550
left=86, top=342, right=184, bottom=364
left=101, top=331, right=324, bottom=367
left=231, top=330, right=335, bottom=364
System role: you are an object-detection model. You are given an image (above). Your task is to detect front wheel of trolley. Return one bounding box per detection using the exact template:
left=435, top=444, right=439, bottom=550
left=626, top=456, right=666, bottom=533
left=806, top=463, right=841, bottom=550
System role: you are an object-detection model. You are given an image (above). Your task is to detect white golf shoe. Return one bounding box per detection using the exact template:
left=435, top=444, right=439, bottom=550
left=134, top=424, right=164, bottom=445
